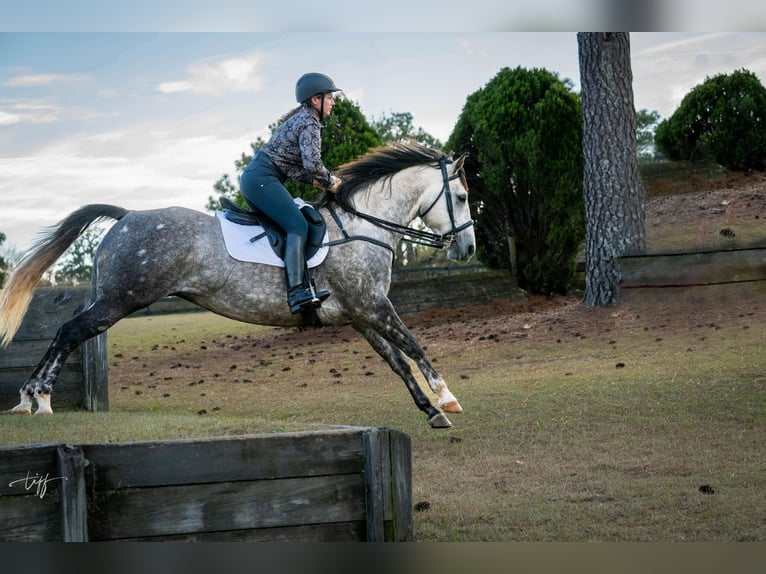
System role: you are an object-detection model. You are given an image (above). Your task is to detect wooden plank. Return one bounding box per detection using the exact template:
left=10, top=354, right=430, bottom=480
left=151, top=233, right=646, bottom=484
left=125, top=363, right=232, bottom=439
left=363, top=428, right=385, bottom=541
left=87, top=474, right=365, bottom=540
left=389, top=270, right=523, bottom=314
left=0, top=341, right=82, bottom=369
left=84, top=429, right=367, bottom=490
left=82, top=332, right=108, bottom=411
left=0, top=365, right=84, bottom=389
left=0, top=444, right=60, bottom=496
left=57, top=445, right=88, bottom=542
left=621, top=247, right=766, bottom=288
left=114, top=521, right=367, bottom=542
left=387, top=429, right=413, bottom=541
left=0, top=444, right=63, bottom=541
left=11, top=287, right=90, bottom=342
left=0, top=493, right=62, bottom=541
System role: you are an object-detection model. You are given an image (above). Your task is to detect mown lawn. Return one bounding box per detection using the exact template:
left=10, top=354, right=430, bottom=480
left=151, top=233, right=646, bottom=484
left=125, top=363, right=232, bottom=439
left=2, top=281, right=763, bottom=541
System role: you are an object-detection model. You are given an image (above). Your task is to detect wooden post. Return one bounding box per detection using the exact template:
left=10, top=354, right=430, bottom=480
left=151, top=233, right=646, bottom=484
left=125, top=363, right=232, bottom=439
left=82, top=332, right=108, bottom=411
left=363, top=428, right=385, bottom=541
left=507, top=233, right=518, bottom=280
left=57, top=445, right=88, bottom=542
left=388, top=430, right=413, bottom=541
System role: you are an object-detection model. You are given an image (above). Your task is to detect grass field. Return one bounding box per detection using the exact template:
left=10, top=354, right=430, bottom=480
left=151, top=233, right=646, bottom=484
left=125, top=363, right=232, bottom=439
left=2, top=281, right=763, bottom=541
left=2, top=168, right=765, bottom=541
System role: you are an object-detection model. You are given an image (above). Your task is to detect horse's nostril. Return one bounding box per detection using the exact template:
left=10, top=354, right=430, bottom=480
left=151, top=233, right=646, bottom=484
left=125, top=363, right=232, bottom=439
left=468, top=245, right=475, bottom=257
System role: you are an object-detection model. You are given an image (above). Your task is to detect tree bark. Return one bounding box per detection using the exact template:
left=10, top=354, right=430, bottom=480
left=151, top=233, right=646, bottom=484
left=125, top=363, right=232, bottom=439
left=578, top=32, right=647, bottom=306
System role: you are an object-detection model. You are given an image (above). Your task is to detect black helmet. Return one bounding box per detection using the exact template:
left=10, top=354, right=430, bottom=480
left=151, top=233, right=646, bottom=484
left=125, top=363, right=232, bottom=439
left=295, top=72, right=341, bottom=103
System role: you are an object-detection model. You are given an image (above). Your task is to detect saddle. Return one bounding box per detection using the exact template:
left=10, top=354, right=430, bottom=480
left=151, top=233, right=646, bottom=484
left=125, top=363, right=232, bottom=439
left=218, top=196, right=327, bottom=261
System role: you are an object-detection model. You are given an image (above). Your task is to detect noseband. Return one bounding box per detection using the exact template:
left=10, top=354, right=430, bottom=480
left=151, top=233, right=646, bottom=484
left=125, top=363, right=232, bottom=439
left=418, top=160, right=475, bottom=248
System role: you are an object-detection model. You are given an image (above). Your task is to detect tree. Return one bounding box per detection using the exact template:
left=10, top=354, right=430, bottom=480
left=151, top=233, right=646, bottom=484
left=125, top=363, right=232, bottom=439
left=446, top=66, right=584, bottom=294
left=578, top=32, right=646, bottom=306
left=208, top=98, right=382, bottom=210
left=655, top=69, right=766, bottom=170
left=370, top=111, right=443, bottom=149
left=49, top=226, right=106, bottom=286
left=636, top=108, right=661, bottom=160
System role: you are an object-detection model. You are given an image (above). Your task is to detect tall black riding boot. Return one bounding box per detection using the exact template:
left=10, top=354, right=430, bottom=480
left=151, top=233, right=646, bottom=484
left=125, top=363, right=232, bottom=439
left=284, top=234, right=330, bottom=314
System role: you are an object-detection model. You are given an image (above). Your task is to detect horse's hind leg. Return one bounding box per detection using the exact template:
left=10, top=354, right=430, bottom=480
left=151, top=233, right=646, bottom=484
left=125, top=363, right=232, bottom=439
left=11, top=299, right=127, bottom=415
left=352, top=323, right=453, bottom=429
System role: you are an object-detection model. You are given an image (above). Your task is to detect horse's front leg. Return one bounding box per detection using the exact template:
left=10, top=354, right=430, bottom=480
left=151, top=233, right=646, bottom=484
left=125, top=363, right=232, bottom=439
left=352, top=323, right=452, bottom=428
left=387, top=325, right=463, bottom=415
left=352, top=297, right=463, bottom=423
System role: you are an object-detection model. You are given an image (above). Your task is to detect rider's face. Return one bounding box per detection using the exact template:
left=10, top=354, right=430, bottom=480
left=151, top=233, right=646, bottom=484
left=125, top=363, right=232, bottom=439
left=312, top=92, right=335, bottom=118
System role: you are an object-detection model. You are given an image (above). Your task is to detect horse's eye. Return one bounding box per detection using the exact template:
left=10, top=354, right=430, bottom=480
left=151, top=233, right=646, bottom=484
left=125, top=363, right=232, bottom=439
left=456, top=193, right=467, bottom=203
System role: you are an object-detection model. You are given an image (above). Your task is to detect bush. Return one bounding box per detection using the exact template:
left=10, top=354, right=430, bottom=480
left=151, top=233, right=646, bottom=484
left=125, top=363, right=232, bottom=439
left=655, top=69, right=766, bottom=171
left=446, top=67, right=584, bottom=294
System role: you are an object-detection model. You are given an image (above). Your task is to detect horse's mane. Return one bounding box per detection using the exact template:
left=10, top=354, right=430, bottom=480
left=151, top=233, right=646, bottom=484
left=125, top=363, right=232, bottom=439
left=330, top=142, right=450, bottom=211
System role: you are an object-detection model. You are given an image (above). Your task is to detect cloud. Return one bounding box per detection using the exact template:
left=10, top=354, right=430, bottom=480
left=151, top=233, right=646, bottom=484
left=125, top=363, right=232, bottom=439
left=3, top=73, right=86, bottom=87
left=0, top=114, right=253, bottom=250
left=157, top=50, right=267, bottom=96
left=0, top=102, right=60, bottom=126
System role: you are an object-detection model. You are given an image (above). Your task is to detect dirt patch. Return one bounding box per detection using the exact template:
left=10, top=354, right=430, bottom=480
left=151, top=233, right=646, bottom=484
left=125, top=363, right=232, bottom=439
left=109, top=174, right=765, bottom=392
left=645, top=170, right=766, bottom=251
left=232, top=172, right=766, bottom=352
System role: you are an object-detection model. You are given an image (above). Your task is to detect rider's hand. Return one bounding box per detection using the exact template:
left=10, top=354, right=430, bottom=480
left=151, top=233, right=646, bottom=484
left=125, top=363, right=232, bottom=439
left=328, top=175, right=341, bottom=193
left=312, top=176, right=341, bottom=192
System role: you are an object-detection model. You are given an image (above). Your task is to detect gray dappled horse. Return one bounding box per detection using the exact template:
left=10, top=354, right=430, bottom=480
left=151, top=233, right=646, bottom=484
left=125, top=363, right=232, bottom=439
left=0, top=142, right=476, bottom=428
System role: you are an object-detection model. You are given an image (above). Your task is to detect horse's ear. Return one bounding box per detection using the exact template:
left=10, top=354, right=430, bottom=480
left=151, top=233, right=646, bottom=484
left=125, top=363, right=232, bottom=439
left=453, top=153, right=466, bottom=173
left=452, top=153, right=469, bottom=191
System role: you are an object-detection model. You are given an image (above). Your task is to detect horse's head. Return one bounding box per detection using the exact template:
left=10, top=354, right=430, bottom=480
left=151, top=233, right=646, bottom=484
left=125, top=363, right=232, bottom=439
left=418, top=153, right=476, bottom=262
left=332, top=142, right=476, bottom=261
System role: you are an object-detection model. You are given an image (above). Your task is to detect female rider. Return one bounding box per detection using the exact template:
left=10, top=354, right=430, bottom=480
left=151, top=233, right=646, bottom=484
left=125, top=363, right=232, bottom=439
left=240, top=72, right=342, bottom=314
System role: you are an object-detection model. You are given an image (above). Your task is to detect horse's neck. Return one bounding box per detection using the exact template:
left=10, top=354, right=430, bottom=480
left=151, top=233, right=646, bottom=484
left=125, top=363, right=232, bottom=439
left=351, top=169, right=424, bottom=226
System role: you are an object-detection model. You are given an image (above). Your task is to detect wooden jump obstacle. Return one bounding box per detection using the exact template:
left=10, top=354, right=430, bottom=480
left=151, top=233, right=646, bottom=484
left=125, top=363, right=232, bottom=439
left=0, top=427, right=413, bottom=542
left=0, top=287, right=107, bottom=412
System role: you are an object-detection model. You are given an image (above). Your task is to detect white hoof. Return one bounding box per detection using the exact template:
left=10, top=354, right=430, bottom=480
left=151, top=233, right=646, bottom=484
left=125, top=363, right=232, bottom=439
left=438, top=390, right=463, bottom=413
left=33, top=392, right=53, bottom=415
left=10, top=392, right=33, bottom=414
left=428, top=412, right=452, bottom=428
left=10, top=403, right=32, bottom=415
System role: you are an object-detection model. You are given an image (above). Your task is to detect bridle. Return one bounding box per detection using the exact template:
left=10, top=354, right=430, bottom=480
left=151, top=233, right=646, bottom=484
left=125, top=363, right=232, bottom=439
left=417, top=159, right=475, bottom=247
left=324, top=158, right=475, bottom=253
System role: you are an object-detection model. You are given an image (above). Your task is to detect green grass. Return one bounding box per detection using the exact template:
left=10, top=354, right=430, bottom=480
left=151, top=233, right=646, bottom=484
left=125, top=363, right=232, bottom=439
left=3, top=281, right=763, bottom=541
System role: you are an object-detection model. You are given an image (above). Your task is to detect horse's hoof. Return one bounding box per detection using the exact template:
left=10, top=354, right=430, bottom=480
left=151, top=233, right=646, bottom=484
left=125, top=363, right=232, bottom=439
left=440, top=400, right=463, bottom=414
left=33, top=392, right=53, bottom=415
left=9, top=404, right=32, bottom=415
left=428, top=412, right=452, bottom=429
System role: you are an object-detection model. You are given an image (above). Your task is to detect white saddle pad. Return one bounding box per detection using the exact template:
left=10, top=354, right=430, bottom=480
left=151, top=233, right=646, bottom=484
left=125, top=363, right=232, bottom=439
left=216, top=202, right=329, bottom=268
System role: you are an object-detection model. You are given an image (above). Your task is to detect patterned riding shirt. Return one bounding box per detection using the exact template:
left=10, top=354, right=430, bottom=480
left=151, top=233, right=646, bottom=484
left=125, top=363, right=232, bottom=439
left=262, top=105, right=333, bottom=188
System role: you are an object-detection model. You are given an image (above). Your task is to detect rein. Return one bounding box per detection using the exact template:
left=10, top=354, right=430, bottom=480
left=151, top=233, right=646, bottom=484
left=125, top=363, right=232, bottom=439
left=325, top=159, right=474, bottom=252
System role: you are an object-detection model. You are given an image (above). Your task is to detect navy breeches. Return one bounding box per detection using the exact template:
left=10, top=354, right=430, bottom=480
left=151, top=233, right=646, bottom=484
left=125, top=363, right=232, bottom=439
left=240, top=152, right=308, bottom=240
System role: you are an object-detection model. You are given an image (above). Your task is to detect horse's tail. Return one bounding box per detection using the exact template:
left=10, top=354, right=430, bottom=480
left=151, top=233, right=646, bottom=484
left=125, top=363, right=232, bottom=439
left=0, top=204, right=129, bottom=347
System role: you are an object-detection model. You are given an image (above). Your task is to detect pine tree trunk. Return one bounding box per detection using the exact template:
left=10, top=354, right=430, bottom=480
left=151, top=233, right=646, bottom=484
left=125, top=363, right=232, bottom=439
left=578, top=32, right=647, bottom=306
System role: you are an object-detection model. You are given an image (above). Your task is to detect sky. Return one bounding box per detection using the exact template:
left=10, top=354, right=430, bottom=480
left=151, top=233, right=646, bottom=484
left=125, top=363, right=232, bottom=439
left=1, top=28, right=766, bottom=253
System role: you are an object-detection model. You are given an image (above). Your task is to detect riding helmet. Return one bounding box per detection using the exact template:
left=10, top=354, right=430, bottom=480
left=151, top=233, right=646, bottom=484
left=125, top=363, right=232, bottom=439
left=295, top=73, right=341, bottom=103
